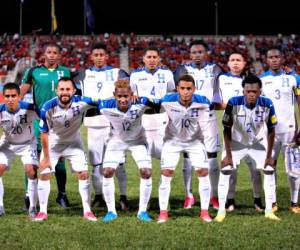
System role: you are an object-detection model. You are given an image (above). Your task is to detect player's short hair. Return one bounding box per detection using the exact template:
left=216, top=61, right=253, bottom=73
left=114, top=79, right=131, bottom=91
left=144, top=46, right=160, bottom=55
left=189, top=40, right=208, bottom=51
left=228, top=51, right=245, bottom=59
left=92, top=42, right=107, bottom=53
left=58, top=77, right=77, bottom=89
left=3, top=82, right=20, bottom=95
left=267, top=46, right=282, bottom=55
left=43, top=43, right=61, bottom=53
left=242, top=74, right=262, bottom=88
left=178, top=74, right=195, bottom=86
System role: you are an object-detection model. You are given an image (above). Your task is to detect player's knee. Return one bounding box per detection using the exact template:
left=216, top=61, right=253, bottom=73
left=78, top=171, right=89, bottom=180
left=103, top=167, right=115, bottom=178
left=0, top=165, right=7, bottom=176
left=140, top=168, right=152, bottom=179
left=195, top=168, right=208, bottom=177
left=39, top=167, right=51, bottom=180
left=207, top=152, right=217, bottom=159
left=161, top=169, right=174, bottom=177
left=25, top=165, right=37, bottom=179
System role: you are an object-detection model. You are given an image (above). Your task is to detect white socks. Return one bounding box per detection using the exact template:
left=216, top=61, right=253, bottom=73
left=159, top=175, right=172, bottom=211
left=92, top=165, right=103, bottom=195
left=183, top=158, right=193, bottom=197
left=79, top=179, right=91, bottom=213
left=103, top=177, right=116, bottom=214
left=198, top=175, right=211, bottom=210
left=264, top=173, right=276, bottom=212
left=138, top=178, right=152, bottom=213
left=115, top=163, right=127, bottom=196
left=218, top=172, right=230, bottom=211
left=208, top=158, right=219, bottom=198
left=289, top=176, right=300, bottom=204
left=37, top=179, right=50, bottom=214
left=28, top=178, right=38, bottom=209
left=0, top=177, right=3, bottom=207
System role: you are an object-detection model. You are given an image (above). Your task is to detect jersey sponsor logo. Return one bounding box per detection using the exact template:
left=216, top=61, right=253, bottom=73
left=264, top=81, right=272, bottom=85
left=138, top=78, right=147, bottom=81
left=224, top=82, right=232, bottom=85
left=170, top=109, right=180, bottom=113
left=53, top=115, right=63, bottom=119
left=39, top=73, right=49, bottom=76
left=87, top=75, right=96, bottom=78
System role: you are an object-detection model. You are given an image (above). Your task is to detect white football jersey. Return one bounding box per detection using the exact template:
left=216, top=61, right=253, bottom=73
left=39, top=96, right=98, bottom=144
left=218, top=73, right=243, bottom=104
left=222, top=96, right=277, bottom=146
left=0, top=101, right=38, bottom=144
left=161, top=93, right=211, bottom=142
left=130, top=66, right=175, bottom=99
left=261, top=70, right=300, bottom=133
left=100, top=97, right=152, bottom=142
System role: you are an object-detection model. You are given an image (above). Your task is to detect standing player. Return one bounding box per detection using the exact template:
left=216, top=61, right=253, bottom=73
left=130, top=46, right=175, bottom=160
left=157, top=74, right=212, bottom=223
left=215, top=74, right=279, bottom=222
left=21, top=43, right=71, bottom=208
left=174, top=40, right=221, bottom=209
left=218, top=52, right=263, bottom=212
left=74, top=43, right=129, bottom=210
left=34, top=77, right=97, bottom=221
left=260, top=47, right=300, bottom=213
left=100, top=79, right=154, bottom=222
left=0, top=83, right=39, bottom=218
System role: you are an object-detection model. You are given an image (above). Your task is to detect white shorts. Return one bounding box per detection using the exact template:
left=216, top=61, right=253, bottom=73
left=103, top=137, right=152, bottom=169
left=44, top=140, right=88, bottom=173
left=199, top=118, right=221, bottom=153
left=87, top=126, right=111, bottom=165
left=222, top=140, right=267, bottom=170
left=161, top=139, right=208, bottom=170
left=273, top=131, right=294, bottom=161
left=0, top=141, right=38, bottom=168
left=142, top=113, right=168, bottom=159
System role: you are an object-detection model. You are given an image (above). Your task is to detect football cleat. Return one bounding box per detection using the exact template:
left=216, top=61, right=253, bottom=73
left=56, top=193, right=70, bottom=208
left=102, top=211, right=118, bottom=223
left=225, top=198, right=235, bottom=212
left=214, top=211, right=226, bottom=223
left=137, top=211, right=153, bottom=222
left=33, top=212, right=48, bottom=221
left=265, top=211, right=280, bottom=221
left=254, top=198, right=264, bottom=212
left=210, top=196, right=219, bottom=210
left=157, top=210, right=168, bottom=224
left=28, top=207, right=37, bottom=220
left=183, top=196, right=196, bottom=209
left=200, top=210, right=212, bottom=222
left=289, top=204, right=300, bottom=214
left=272, top=202, right=278, bottom=213
left=0, top=206, right=5, bottom=216
left=119, top=195, right=129, bottom=211
left=83, top=211, right=97, bottom=221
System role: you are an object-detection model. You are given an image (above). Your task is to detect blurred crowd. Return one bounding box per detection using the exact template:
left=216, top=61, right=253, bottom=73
left=0, top=33, right=299, bottom=79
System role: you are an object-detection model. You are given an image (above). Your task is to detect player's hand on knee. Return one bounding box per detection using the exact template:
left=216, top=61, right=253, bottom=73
left=264, top=157, right=275, bottom=169
left=39, top=158, right=52, bottom=171
left=221, top=156, right=233, bottom=168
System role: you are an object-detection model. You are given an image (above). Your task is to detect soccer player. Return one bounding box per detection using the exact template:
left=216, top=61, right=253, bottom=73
left=34, top=77, right=97, bottom=221
left=100, top=79, right=153, bottom=222
left=218, top=52, right=263, bottom=212
left=0, top=83, right=39, bottom=218
left=157, top=74, right=212, bottom=223
left=215, top=74, right=280, bottom=222
left=174, top=40, right=221, bottom=209
left=285, top=130, right=300, bottom=212
left=74, top=42, right=129, bottom=210
left=130, top=46, right=175, bottom=159
left=21, top=43, right=71, bottom=208
left=260, top=47, right=300, bottom=213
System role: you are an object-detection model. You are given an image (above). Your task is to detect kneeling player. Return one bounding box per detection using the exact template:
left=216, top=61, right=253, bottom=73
left=34, top=77, right=97, bottom=221
left=215, top=74, right=279, bottom=222
left=101, top=79, right=153, bottom=222
left=0, top=83, right=39, bottom=218
left=157, top=74, right=212, bottom=223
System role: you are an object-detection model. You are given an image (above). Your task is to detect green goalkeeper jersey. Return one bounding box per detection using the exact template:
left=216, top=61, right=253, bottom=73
left=22, top=65, right=71, bottom=109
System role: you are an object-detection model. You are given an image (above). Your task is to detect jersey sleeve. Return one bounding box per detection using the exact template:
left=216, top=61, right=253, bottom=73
left=72, top=69, right=86, bottom=95
left=39, top=109, right=49, bottom=133
left=129, top=73, right=138, bottom=95
left=167, top=71, right=176, bottom=92
left=222, top=100, right=233, bottom=128
left=212, top=65, right=223, bottom=103
left=267, top=103, right=277, bottom=129
left=21, top=68, right=34, bottom=85
left=118, top=69, right=129, bottom=79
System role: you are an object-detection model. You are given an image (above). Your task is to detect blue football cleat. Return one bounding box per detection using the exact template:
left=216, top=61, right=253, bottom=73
left=102, top=211, right=118, bottom=223
left=137, top=211, right=153, bottom=222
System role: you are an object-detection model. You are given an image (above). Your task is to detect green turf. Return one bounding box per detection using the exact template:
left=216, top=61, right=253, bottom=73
left=0, top=116, right=300, bottom=249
